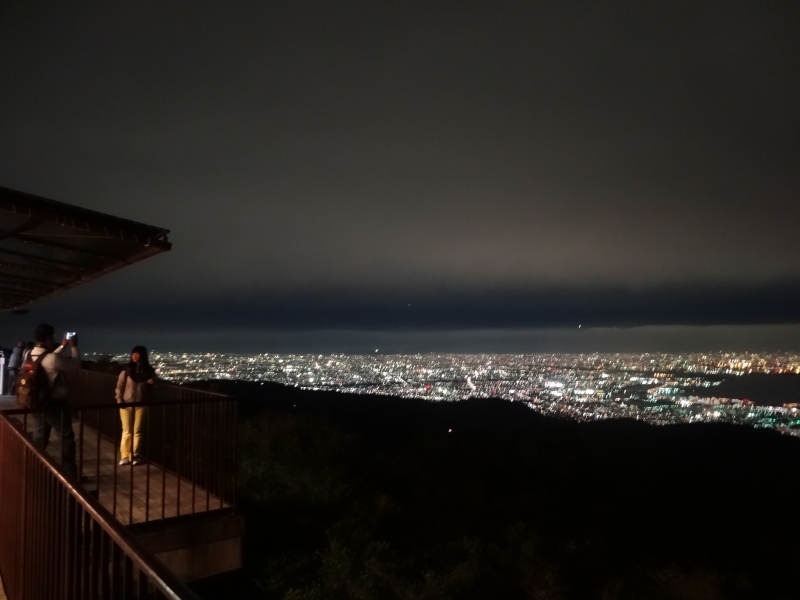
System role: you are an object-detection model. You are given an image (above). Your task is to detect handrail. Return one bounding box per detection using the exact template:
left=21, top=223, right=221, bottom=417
left=0, top=411, right=201, bottom=600
left=2, top=395, right=236, bottom=415
left=72, top=369, right=230, bottom=398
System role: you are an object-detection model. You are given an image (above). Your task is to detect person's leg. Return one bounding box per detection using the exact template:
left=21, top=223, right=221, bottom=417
left=32, top=411, right=51, bottom=449
left=7, top=368, right=16, bottom=393
left=119, top=408, right=133, bottom=461
left=49, top=405, right=77, bottom=478
left=132, top=406, right=146, bottom=461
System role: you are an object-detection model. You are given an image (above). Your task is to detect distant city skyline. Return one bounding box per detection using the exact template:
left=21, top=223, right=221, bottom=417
left=109, top=349, right=800, bottom=433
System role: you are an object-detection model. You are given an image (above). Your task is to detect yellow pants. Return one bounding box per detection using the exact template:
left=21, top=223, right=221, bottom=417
left=119, top=407, right=146, bottom=459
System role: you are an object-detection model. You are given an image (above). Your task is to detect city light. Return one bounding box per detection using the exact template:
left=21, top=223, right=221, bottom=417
left=124, top=351, right=800, bottom=435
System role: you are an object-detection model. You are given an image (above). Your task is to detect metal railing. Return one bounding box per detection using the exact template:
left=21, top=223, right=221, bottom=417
left=4, top=371, right=236, bottom=526
left=0, top=411, right=201, bottom=600
left=66, top=370, right=230, bottom=407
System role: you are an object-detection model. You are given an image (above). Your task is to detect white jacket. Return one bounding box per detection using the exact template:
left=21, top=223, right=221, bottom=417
left=29, top=344, right=81, bottom=400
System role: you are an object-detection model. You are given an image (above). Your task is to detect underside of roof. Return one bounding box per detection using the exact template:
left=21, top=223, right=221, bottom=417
left=0, top=186, right=171, bottom=312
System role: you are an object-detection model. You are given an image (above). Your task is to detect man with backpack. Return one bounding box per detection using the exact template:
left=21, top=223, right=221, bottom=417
left=23, top=324, right=81, bottom=479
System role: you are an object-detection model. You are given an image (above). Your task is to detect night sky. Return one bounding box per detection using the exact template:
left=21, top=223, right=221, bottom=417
left=1, top=1, right=799, bottom=353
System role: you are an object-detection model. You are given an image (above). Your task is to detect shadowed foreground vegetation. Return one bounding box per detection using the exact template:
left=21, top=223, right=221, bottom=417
left=190, top=381, right=800, bottom=600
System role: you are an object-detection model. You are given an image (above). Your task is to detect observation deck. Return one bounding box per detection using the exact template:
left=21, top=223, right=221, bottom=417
left=0, top=375, right=241, bottom=599
left=0, top=188, right=240, bottom=599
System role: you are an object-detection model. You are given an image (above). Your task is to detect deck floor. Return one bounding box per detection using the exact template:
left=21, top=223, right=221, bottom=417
left=1, top=397, right=228, bottom=526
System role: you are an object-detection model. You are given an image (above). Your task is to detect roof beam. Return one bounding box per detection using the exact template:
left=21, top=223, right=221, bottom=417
left=0, top=270, right=66, bottom=289
left=0, top=258, right=76, bottom=280
left=13, top=232, right=119, bottom=260
left=0, top=247, right=89, bottom=272
left=0, top=217, right=43, bottom=244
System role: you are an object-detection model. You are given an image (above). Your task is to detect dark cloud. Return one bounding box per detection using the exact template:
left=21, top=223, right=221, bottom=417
left=0, top=1, right=798, bottom=349
left=12, top=277, right=800, bottom=332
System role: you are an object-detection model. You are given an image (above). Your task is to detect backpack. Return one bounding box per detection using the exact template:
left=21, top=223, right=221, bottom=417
left=16, top=349, right=52, bottom=409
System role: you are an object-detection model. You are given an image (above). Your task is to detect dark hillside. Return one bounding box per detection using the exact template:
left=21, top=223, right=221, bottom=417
left=189, top=381, right=800, bottom=600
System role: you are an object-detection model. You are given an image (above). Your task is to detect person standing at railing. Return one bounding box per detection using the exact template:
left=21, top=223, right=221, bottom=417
left=29, top=324, right=80, bottom=479
left=6, top=341, right=24, bottom=394
left=116, top=346, right=156, bottom=466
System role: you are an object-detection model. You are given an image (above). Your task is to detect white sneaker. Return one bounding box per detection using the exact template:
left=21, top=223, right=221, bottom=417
left=132, top=457, right=145, bottom=466
left=119, top=457, right=131, bottom=466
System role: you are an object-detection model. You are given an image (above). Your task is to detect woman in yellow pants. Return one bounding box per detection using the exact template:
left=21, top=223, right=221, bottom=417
left=116, top=346, right=156, bottom=466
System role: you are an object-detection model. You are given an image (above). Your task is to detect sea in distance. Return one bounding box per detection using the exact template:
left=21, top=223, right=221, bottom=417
left=104, top=350, right=800, bottom=435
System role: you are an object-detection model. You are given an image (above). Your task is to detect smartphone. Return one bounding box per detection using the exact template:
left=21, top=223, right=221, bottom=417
left=65, top=332, right=76, bottom=339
